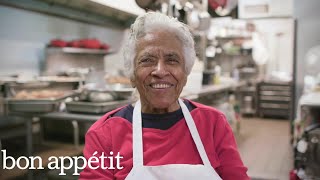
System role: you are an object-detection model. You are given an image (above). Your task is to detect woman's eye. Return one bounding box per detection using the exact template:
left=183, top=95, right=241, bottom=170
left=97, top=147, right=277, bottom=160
left=167, top=58, right=179, bottom=64
left=139, top=58, right=154, bottom=65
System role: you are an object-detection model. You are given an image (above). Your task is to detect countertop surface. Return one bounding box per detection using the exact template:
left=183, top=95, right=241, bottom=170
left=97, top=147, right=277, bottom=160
left=181, top=80, right=246, bottom=99
left=7, top=80, right=248, bottom=121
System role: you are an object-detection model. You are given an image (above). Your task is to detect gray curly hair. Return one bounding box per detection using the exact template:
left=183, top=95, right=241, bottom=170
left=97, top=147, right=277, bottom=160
left=123, top=12, right=196, bottom=78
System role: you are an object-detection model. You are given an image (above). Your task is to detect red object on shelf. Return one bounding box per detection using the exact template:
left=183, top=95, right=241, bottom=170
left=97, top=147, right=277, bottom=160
left=68, top=40, right=82, bottom=48
left=100, top=43, right=110, bottom=51
left=50, top=39, right=68, bottom=47
left=51, top=38, right=110, bottom=50
left=208, top=0, right=227, bottom=9
left=289, top=169, right=300, bottom=180
left=81, top=39, right=101, bottom=49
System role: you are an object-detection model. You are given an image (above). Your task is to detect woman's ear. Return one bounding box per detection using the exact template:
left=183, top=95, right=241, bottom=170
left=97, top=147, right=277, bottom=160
left=130, top=77, right=136, bottom=88
left=182, top=74, right=188, bottom=87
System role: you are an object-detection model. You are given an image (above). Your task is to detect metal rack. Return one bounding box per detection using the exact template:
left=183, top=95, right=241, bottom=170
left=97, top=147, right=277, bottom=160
left=43, top=46, right=114, bottom=76
left=257, top=80, right=293, bottom=119
left=46, top=47, right=115, bottom=55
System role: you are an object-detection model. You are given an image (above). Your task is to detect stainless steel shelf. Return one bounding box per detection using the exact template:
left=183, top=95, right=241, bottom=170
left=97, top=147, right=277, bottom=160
left=215, top=36, right=251, bottom=40
left=47, top=47, right=115, bottom=55
left=257, top=81, right=293, bottom=119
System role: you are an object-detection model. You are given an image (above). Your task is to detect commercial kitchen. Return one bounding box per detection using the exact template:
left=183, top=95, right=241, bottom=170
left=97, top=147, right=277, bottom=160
left=0, top=0, right=319, bottom=179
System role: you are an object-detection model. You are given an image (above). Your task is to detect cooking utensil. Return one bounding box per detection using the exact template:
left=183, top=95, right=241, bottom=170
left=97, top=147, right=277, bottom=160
left=136, top=0, right=154, bottom=9
left=88, top=91, right=115, bottom=102
left=135, top=0, right=163, bottom=11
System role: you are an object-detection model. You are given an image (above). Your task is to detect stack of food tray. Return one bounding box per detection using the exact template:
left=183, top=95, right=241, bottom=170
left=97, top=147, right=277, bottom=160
left=65, top=99, right=131, bottom=114
left=6, top=90, right=77, bottom=113
left=65, top=83, right=134, bottom=114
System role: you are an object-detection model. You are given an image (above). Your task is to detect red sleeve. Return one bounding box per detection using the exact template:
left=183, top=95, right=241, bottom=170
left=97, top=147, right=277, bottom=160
left=79, top=124, right=114, bottom=180
left=214, top=114, right=250, bottom=180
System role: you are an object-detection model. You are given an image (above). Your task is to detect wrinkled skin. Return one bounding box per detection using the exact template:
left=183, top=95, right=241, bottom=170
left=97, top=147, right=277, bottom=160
left=131, top=30, right=188, bottom=114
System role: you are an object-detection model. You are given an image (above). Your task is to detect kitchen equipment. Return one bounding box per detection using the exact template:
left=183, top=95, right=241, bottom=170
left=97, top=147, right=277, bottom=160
left=108, top=83, right=134, bottom=99
left=239, top=85, right=256, bottom=115
left=295, top=123, right=320, bottom=179
left=4, top=78, right=78, bottom=113
left=257, top=80, right=293, bottom=119
left=202, top=70, right=215, bottom=85
left=239, top=67, right=257, bottom=80
left=66, top=99, right=131, bottom=114
left=88, top=91, right=114, bottom=102
left=82, top=83, right=134, bottom=101
left=135, top=0, right=162, bottom=11
left=6, top=91, right=76, bottom=113
left=135, top=0, right=153, bottom=9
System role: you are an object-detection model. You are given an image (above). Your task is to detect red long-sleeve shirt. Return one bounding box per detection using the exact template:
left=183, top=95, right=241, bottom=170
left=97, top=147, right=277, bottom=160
left=80, top=100, right=249, bottom=180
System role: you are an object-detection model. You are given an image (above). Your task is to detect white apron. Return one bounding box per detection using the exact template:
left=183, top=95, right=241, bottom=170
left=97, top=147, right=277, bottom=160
left=125, top=99, right=222, bottom=180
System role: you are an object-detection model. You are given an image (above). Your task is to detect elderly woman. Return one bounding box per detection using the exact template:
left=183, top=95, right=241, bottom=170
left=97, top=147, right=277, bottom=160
left=80, top=12, right=249, bottom=180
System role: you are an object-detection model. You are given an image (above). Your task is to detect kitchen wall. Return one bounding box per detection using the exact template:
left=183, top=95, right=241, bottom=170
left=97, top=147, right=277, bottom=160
left=0, top=5, right=125, bottom=77
left=293, top=0, right=320, bottom=116
left=238, top=0, right=293, bottom=18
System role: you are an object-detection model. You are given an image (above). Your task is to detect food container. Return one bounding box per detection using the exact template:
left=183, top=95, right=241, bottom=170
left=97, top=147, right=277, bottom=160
left=7, top=99, right=61, bottom=113
left=50, top=39, right=68, bottom=47
left=108, top=83, right=134, bottom=100
left=6, top=91, right=77, bottom=113
left=81, top=83, right=134, bottom=102
left=66, top=99, right=131, bottom=114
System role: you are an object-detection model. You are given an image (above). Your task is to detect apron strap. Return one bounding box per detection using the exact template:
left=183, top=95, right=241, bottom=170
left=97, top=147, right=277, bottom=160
left=132, top=100, right=144, bottom=166
left=178, top=99, right=212, bottom=166
left=132, top=99, right=212, bottom=167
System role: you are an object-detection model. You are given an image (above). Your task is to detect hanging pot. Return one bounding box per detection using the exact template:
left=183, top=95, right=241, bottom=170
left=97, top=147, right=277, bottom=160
left=135, top=0, right=162, bottom=11
left=136, top=0, right=153, bottom=9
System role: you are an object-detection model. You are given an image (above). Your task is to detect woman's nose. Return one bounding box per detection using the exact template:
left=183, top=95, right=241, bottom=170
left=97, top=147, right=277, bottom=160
left=151, top=60, right=169, bottom=77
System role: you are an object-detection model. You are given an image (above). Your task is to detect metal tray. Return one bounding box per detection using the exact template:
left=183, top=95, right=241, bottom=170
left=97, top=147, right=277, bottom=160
left=66, top=99, right=131, bottom=114
left=259, top=90, right=291, bottom=96
left=6, top=92, right=77, bottom=113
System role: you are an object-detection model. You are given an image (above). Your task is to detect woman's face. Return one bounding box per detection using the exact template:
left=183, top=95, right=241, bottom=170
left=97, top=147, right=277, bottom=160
left=131, top=30, right=187, bottom=113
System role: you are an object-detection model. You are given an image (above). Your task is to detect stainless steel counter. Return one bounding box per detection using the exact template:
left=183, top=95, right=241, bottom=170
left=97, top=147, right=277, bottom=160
left=40, top=112, right=103, bottom=122
left=6, top=80, right=247, bottom=162
left=182, top=81, right=247, bottom=100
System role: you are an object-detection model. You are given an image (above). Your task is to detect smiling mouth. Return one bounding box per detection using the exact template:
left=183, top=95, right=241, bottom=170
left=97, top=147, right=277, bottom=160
left=150, top=83, right=173, bottom=89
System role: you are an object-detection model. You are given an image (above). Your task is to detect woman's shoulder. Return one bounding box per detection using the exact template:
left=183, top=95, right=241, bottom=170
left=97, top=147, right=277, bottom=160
left=86, top=105, right=131, bottom=134
left=187, top=99, right=228, bottom=127
left=188, top=100, right=225, bottom=116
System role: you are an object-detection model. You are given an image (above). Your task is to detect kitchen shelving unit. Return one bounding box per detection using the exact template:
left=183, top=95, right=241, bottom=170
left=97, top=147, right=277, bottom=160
left=46, top=47, right=115, bottom=55
left=43, top=47, right=116, bottom=76
left=257, top=80, right=293, bottom=119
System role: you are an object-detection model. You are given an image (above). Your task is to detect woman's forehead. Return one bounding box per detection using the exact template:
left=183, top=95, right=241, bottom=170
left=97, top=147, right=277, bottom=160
left=136, top=31, right=183, bottom=53
left=139, top=30, right=181, bottom=43
left=138, top=48, right=183, bottom=59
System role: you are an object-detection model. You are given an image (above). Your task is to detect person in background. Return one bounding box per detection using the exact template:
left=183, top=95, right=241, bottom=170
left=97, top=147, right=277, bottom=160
left=80, top=12, right=249, bottom=180
left=245, top=21, right=269, bottom=79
